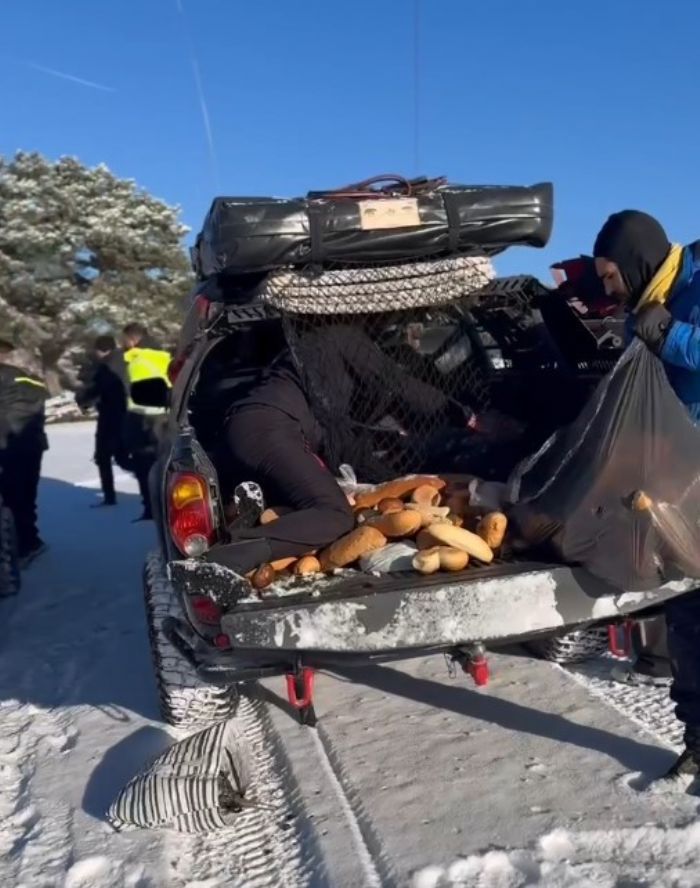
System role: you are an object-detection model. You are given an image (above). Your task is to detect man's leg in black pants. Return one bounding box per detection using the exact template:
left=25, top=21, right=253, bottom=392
left=205, top=407, right=354, bottom=575
left=663, top=590, right=700, bottom=780
left=94, top=431, right=117, bottom=506
left=6, top=446, right=45, bottom=558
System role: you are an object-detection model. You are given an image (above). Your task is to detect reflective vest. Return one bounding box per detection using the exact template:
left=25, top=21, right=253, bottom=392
left=123, top=347, right=171, bottom=415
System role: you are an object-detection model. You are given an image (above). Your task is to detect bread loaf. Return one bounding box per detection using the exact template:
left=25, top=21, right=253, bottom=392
left=320, top=526, right=387, bottom=570
left=251, top=564, right=276, bottom=589
left=354, top=476, right=445, bottom=510
left=437, top=547, right=469, bottom=571
left=427, top=523, right=494, bottom=563
left=294, top=555, right=322, bottom=576
left=476, top=512, right=508, bottom=549
left=377, top=497, right=405, bottom=514
left=367, top=510, right=422, bottom=538
left=405, top=503, right=450, bottom=528
left=411, top=485, right=442, bottom=507
left=413, top=548, right=441, bottom=574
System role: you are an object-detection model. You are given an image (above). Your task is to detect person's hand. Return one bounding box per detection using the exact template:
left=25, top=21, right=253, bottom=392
left=635, top=303, right=674, bottom=354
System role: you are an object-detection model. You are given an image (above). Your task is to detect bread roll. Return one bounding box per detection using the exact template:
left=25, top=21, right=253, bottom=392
left=377, top=497, right=406, bottom=514
left=476, top=512, right=508, bottom=549
left=427, top=523, right=494, bottom=563
left=320, top=526, right=387, bottom=569
left=411, top=485, right=442, bottom=507
left=437, top=546, right=469, bottom=571
left=367, top=510, right=422, bottom=538
left=294, top=555, right=322, bottom=576
left=355, top=476, right=445, bottom=510
left=632, top=491, right=653, bottom=512
left=413, top=547, right=441, bottom=574
left=251, top=564, right=276, bottom=589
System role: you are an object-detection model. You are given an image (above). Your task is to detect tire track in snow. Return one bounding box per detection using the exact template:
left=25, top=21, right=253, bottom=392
left=0, top=700, right=77, bottom=887
left=165, top=696, right=316, bottom=888
left=560, top=656, right=683, bottom=751
left=312, top=719, right=400, bottom=888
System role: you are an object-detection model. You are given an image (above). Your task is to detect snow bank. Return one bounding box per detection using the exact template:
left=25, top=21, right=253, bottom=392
left=413, top=821, right=700, bottom=887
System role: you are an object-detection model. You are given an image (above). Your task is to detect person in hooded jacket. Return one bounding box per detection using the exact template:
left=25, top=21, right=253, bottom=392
left=76, top=334, right=129, bottom=507
left=0, top=337, right=49, bottom=565
left=593, top=209, right=700, bottom=785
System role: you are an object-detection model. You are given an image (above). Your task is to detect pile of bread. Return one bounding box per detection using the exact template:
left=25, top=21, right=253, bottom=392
left=249, top=475, right=509, bottom=592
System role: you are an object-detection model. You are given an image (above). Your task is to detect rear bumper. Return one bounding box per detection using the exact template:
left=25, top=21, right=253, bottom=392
left=171, top=558, right=696, bottom=656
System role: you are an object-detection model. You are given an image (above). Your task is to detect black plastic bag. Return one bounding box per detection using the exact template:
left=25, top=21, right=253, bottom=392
left=508, top=341, right=700, bottom=591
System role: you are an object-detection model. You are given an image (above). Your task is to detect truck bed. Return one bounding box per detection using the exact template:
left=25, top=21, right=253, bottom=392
left=172, top=558, right=694, bottom=655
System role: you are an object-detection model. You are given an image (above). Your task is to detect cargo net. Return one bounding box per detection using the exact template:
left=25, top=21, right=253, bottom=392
left=282, top=301, right=492, bottom=482
left=259, top=254, right=494, bottom=314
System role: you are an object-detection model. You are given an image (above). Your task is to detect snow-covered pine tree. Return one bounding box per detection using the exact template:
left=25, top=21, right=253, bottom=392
left=0, top=151, right=193, bottom=391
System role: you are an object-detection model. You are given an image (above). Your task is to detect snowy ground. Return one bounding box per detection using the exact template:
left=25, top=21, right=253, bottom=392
left=1, top=423, right=699, bottom=888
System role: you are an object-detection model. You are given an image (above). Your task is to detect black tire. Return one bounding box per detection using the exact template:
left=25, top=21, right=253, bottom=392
left=527, top=626, right=609, bottom=664
left=143, top=550, right=239, bottom=730
left=0, top=505, right=21, bottom=598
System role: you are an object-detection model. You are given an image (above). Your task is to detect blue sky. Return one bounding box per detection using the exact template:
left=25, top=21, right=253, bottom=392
left=1, top=0, right=698, bottom=279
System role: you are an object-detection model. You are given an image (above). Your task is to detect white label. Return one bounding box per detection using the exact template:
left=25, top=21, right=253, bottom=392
left=358, top=198, right=421, bottom=230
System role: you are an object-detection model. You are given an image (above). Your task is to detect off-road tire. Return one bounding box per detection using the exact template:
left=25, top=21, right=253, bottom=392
left=143, top=550, right=239, bottom=731
left=0, top=505, right=21, bottom=598
left=527, top=626, right=609, bottom=664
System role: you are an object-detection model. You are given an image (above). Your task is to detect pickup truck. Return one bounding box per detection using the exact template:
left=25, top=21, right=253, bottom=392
left=135, top=269, right=684, bottom=729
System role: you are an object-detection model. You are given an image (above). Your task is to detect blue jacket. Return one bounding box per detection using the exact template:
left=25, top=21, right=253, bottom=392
left=626, top=242, right=700, bottom=421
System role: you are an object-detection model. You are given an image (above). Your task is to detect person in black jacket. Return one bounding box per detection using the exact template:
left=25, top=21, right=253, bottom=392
left=76, top=335, right=128, bottom=507
left=0, top=337, right=49, bottom=565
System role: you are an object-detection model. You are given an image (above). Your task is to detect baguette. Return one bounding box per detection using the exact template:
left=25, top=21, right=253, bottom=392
left=476, top=512, right=508, bottom=550
left=320, top=526, right=387, bottom=570
left=367, top=510, right=422, bottom=538
left=270, top=557, right=298, bottom=572
left=354, top=476, right=445, bottom=510
left=427, top=522, right=494, bottom=563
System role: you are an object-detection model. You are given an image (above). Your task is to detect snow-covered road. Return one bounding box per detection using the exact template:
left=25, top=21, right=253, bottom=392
left=1, top=423, right=699, bottom=888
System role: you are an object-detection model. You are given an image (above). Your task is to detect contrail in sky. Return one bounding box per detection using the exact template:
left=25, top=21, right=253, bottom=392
left=174, top=0, right=220, bottom=189
left=23, top=61, right=116, bottom=93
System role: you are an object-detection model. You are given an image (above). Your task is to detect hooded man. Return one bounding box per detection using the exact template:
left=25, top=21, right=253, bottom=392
left=593, top=210, right=700, bottom=787
left=76, top=334, right=128, bottom=507
left=0, top=337, right=48, bottom=565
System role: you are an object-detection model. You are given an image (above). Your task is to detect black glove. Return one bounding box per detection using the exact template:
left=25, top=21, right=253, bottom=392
left=634, top=303, right=674, bottom=354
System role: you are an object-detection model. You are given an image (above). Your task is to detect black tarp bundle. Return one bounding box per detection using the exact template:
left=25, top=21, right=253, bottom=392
left=508, top=341, right=700, bottom=591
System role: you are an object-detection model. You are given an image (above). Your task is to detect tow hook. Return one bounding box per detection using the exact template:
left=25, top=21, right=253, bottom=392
left=608, top=620, right=635, bottom=658
left=447, top=643, right=490, bottom=687
left=285, top=666, right=317, bottom=727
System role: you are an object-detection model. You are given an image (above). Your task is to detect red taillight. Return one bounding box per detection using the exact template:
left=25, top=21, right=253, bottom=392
left=168, top=354, right=186, bottom=384
left=195, top=295, right=210, bottom=320
left=168, top=472, right=215, bottom=556
left=190, top=594, right=222, bottom=625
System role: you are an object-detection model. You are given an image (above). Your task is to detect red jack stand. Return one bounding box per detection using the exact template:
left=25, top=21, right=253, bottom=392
left=447, top=643, right=491, bottom=687
left=285, top=666, right=317, bottom=726
left=608, top=620, right=634, bottom=658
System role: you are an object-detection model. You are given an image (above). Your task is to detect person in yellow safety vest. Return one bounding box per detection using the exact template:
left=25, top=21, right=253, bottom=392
left=0, top=337, right=49, bottom=565
left=121, top=323, right=172, bottom=522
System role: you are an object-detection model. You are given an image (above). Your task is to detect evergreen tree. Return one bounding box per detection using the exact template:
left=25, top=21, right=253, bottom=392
left=0, top=151, right=193, bottom=390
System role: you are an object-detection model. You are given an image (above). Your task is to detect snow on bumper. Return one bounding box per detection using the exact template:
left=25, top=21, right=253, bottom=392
left=217, top=567, right=696, bottom=654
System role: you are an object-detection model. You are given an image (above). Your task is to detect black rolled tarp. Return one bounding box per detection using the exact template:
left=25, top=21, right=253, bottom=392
left=193, top=181, right=554, bottom=279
